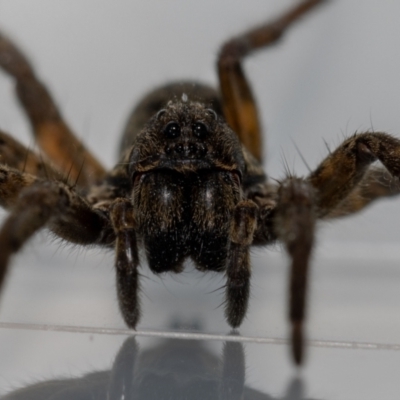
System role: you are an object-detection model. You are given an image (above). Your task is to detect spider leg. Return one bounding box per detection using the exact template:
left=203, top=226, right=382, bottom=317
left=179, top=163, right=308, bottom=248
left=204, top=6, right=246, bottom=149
left=0, top=179, right=112, bottom=290
left=0, top=31, right=106, bottom=187
left=273, top=178, right=316, bottom=365
left=218, top=0, right=326, bottom=162
left=0, top=129, right=65, bottom=181
left=308, top=132, right=400, bottom=217
left=323, top=167, right=400, bottom=218
left=261, top=131, right=400, bottom=364
left=0, top=165, right=38, bottom=209
left=225, top=200, right=257, bottom=328
left=110, top=199, right=140, bottom=328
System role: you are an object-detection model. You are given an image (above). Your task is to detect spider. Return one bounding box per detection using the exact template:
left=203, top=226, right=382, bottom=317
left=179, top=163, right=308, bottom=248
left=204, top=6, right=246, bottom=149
left=0, top=0, right=399, bottom=366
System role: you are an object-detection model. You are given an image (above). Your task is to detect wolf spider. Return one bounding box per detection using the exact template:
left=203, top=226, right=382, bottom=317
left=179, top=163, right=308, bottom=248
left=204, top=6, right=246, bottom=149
left=0, top=0, right=399, bottom=365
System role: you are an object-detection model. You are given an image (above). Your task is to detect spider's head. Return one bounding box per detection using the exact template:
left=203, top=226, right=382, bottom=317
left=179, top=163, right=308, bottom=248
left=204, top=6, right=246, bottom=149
left=127, top=99, right=245, bottom=180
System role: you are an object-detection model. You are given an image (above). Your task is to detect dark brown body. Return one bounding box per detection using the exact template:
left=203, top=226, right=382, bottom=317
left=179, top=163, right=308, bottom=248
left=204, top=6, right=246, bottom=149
left=119, top=82, right=264, bottom=274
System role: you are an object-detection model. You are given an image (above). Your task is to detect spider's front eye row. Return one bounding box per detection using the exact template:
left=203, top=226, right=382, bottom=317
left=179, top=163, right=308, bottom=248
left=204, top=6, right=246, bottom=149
left=163, top=122, right=181, bottom=138
left=163, top=121, right=209, bottom=139
left=192, top=122, right=208, bottom=139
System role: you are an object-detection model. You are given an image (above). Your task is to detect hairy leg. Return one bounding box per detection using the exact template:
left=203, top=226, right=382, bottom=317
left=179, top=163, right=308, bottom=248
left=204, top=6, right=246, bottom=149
left=250, top=132, right=400, bottom=364
left=0, top=179, right=112, bottom=289
left=110, top=199, right=140, bottom=328
left=0, top=165, right=37, bottom=209
left=225, top=200, right=257, bottom=328
left=274, top=178, right=316, bottom=365
left=218, top=0, right=326, bottom=162
left=325, top=167, right=400, bottom=218
left=308, top=132, right=400, bottom=217
left=0, top=31, right=105, bottom=187
left=0, top=129, right=65, bottom=181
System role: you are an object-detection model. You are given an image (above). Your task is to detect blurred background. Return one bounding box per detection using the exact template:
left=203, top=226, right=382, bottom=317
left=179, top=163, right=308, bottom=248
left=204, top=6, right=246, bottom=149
left=0, top=1, right=400, bottom=399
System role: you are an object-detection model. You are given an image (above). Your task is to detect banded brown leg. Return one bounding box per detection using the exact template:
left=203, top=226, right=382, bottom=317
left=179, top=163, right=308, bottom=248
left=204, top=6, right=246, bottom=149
left=325, top=167, right=400, bottom=218
left=225, top=200, right=257, bottom=328
left=308, top=132, right=400, bottom=217
left=110, top=198, right=140, bottom=328
left=274, top=178, right=316, bottom=365
left=0, top=179, right=110, bottom=289
left=0, top=129, right=64, bottom=181
left=217, top=0, right=326, bottom=162
left=0, top=31, right=106, bottom=187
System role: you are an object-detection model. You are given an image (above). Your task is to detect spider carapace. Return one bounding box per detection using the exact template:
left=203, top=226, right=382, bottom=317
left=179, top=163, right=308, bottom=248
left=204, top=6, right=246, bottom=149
left=0, top=0, right=399, bottom=365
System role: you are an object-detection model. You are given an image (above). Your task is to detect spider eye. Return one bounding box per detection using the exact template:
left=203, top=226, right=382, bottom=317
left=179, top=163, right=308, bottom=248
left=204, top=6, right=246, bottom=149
left=192, top=122, right=208, bottom=139
left=156, top=109, right=166, bottom=119
left=206, top=108, right=218, bottom=120
left=163, top=122, right=181, bottom=138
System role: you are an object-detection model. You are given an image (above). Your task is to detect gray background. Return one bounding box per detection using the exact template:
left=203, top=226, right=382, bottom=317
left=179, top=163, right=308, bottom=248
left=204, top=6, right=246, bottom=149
left=0, top=1, right=400, bottom=399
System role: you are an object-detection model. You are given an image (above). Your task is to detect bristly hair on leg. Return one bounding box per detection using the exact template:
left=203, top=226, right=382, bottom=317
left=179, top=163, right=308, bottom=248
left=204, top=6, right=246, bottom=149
left=290, top=138, right=312, bottom=173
